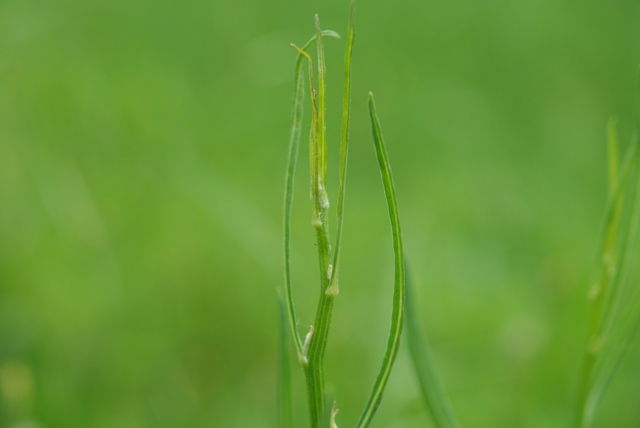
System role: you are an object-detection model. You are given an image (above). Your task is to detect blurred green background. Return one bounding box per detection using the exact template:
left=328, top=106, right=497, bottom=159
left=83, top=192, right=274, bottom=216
left=1, top=0, right=640, bottom=426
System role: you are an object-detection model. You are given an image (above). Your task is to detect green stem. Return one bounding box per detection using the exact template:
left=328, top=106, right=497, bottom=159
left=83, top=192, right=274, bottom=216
left=299, top=15, right=334, bottom=428
left=284, top=31, right=340, bottom=362
left=277, top=290, right=292, bottom=428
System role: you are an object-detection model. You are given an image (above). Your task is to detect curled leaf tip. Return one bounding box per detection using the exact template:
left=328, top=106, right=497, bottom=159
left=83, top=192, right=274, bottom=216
left=325, top=30, right=341, bottom=39
left=291, top=44, right=311, bottom=60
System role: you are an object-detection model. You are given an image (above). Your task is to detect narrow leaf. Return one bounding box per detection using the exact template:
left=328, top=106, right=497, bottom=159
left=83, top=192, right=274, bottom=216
left=357, top=93, right=405, bottom=428
left=599, top=141, right=639, bottom=338
left=585, top=151, right=640, bottom=425
left=576, top=141, right=636, bottom=428
left=576, top=121, right=640, bottom=428
left=328, top=0, right=356, bottom=296
left=315, top=14, right=328, bottom=182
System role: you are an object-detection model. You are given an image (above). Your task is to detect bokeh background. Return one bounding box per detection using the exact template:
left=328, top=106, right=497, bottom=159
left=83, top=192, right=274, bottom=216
left=1, top=0, right=640, bottom=427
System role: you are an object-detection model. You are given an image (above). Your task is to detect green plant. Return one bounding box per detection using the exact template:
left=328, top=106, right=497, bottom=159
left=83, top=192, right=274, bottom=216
left=279, top=2, right=459, bottom=427
left=280, top=4, right=640, bottom=427
left=575, top=81, right=640, bottom=428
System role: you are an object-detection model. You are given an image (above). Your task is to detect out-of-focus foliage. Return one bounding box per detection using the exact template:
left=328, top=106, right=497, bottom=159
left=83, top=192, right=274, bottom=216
left=1, top=0, right=639, bottom=427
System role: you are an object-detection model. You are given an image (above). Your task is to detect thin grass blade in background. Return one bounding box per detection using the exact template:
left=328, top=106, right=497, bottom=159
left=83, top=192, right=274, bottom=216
left=596, top=74, right=640, bottom=407
left=599, top=140, right=640, bottom=339
left=575, top=128, right=633, bottom=428
left=405, top=269, right=460, bottom=428
left=583, top=135, right=640, bottom=426
left=576, top=106, right=640, bottom=427
left=356, top=93, right=405, bottom=428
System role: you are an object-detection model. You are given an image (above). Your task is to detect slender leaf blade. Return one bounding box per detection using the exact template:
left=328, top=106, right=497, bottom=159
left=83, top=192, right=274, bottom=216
left=576, top=111, right=640, bottom=428
left=328, top=0, right=356, bottom=296
left=585, top=148, right=640, bottom=425
left=315, top=14, right=328, bottom=182
left=357, top=93, right=405, bottom=428
left=599, top=141, right=639, bottom=338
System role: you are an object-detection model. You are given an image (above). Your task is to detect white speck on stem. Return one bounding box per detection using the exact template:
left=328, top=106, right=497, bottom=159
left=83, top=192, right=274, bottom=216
left=302, top=325, right=314, bottom=359
left=325, top=278, right=339, bottom=298
left=319, top=185, right=330, bottom=210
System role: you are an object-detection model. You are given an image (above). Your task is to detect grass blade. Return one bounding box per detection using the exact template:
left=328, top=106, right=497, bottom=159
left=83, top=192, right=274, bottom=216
left=356, top=92, right=406, bottom=428
left=576, top=73, right=640, bottom=427
left=575, top=144, right=633, bottom=428
left=284, top=30, right=340, bottom=361
left=405, top=269, right=460, bottom=428
left=599, top=141, right=639, bottom=338
left=315, top=14, right=328, bottom=183
left=584, top=146, right=640, bottom=425
left=576, top=111, right=640, bottom=428
left=328, top=0, right=356, bottom=299
left=277, top=290, right=293, bottom=428
left=592, top=133, right=638, bottom=346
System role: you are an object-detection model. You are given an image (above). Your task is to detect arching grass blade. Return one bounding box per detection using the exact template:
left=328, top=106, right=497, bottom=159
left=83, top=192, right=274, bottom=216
left=356, top=93, right=405, bottom=428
